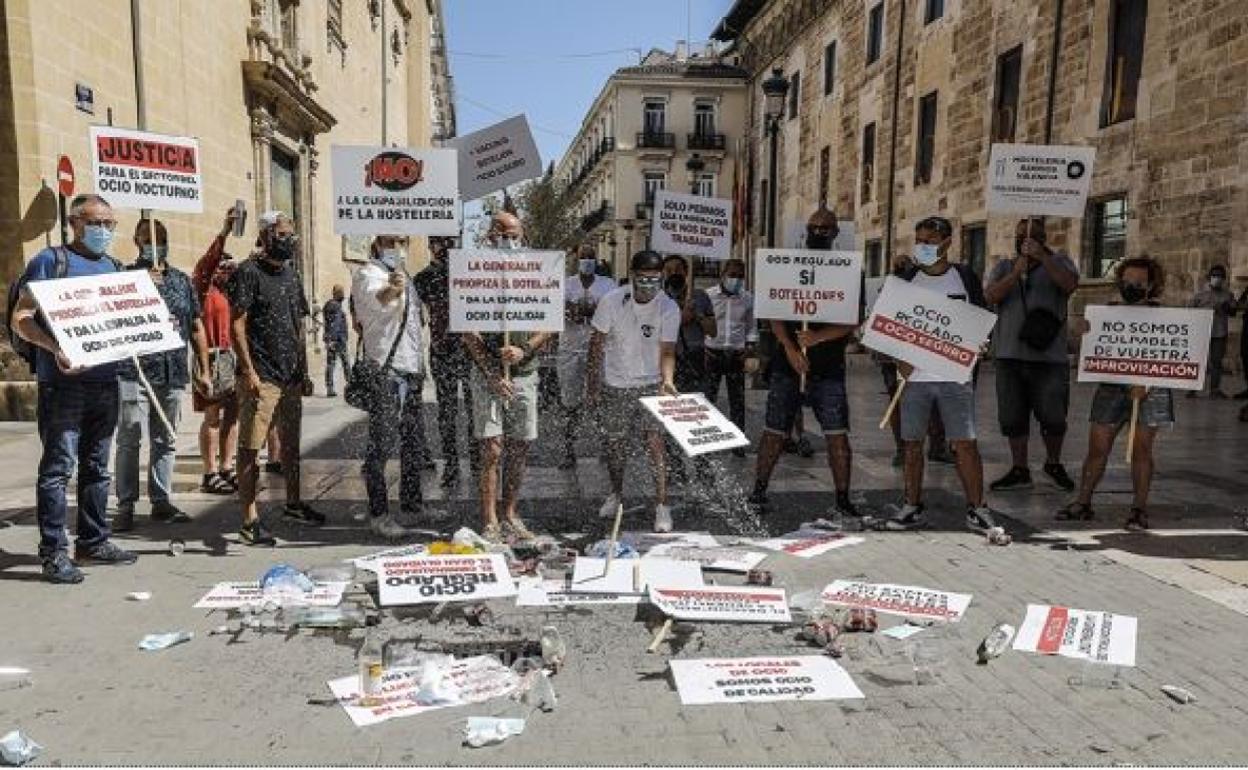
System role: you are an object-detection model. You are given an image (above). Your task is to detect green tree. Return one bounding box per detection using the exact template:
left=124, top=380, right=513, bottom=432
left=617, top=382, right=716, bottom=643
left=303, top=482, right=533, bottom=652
left=512, top=164, right=581, bottom=250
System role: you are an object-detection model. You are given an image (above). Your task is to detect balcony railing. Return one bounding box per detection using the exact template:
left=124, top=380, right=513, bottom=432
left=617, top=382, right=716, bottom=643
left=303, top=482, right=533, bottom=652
left=636, top=201, right=653, bottom=219
left=687, top=132, right=726, bottom=151
left=636, top=131, right=675, bottom=149
left=580, top=201, right=612, bottom=232
left=600, top=136, right=616, bottom=153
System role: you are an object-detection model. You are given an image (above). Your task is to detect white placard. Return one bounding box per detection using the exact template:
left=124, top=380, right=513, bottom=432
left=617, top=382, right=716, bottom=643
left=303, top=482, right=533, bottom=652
left=1013, top=604, right=1137, bottom=667
left=515, top=578, right=643, bottom=607
left=348, top=544, right=428, bottom=573
left=326, top=656, right=520, bottom=727
left=753, top=249, right=863, bottom=324
left=623, top=531, right=721, bottom=554
left=448, top=248, right=564, bottom=333
left=821, top=580, right=973, bottom=623
left=670, top=656, right=863, bottom=705
left=1077, top=305, right=1213, bottom=391
left=90, top=126, right=204, bottom=212
left=638, top=393, right=749, bottom=456
left=648, top=586, right=791, bottom=623
left=193, top=581, right=348, bottom=609
left=986, top=143, right=1096, bottom=218
left=750, top=532, right=865, bottom=559
left=447, top=115, right=542, bottom=201
left=376, top=554, right=516, bottom=606
left=649, top=189, right=733, bottom=261
left=26, top=271, right=185, bottom=369
left=860, top=275, right=997, bottom=383
left=330, top=146, right=460, bottom=236
left=644, top=543, right=768, bottom=573
left=569, top=557, right=703, bottom=594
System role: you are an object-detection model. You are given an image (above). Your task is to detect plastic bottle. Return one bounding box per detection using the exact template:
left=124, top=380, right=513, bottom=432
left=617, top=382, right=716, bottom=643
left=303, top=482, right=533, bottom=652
left=358, top=631, right=385, bottom=703
left=168, top=539, right=185, bottom=556
left=540, top=626, right=567, bottom=671
left=976, top=623, right=1016, bottom=664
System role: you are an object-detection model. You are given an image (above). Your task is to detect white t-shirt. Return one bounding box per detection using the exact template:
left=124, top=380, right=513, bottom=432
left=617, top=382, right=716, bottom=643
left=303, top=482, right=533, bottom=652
left=907, top=267, right=968, bottom=383
left=591, top=285, right=680, bottom=389
left=558, top=274, right=617, bottom=359
left=351, top=261, right=424, bottom=375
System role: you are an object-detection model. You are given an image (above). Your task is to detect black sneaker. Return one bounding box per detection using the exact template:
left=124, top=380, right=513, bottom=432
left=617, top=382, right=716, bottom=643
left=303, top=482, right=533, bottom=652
left=239, top=519, right=277, bottom=546
left=112, top=506, right=135, bottom=533
left=42, top=552, right=84, bottom=584
left=1042, top=462, right=1076, bottom=492
left=151, top=502, right=192, bottom=523
left=989, top=466, right=1033, bottom=491
left=73, top=540, right=138, bottom=565
left=282, top=502, right=327, bottom=527
left=966, top=505, right=1001, bottom=533
left=881, top=503, right=926, bottom=531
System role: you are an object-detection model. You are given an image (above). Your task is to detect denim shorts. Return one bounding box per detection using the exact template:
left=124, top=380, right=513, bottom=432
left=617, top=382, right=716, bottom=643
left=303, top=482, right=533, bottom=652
left=1089, top=384, right=1175, bottom=428
left=763, top=368, right=850, bottom=435
left=900, top=381, right=976, bottom=441
left=994, top=359, right=1070, bottom=438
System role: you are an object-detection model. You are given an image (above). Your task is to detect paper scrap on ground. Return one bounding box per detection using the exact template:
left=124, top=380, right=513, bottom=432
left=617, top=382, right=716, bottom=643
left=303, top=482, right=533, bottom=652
left=750, top=532, right=865, bottom=559
left=349, top=544, right=429, bottom=573
left=194, top=581, right=348, bottom=609
left=644, top=542, right=768, bottom=573
left=327, top=656, right=519, bottom=728
left=670, top=656, right=863, bottom=705
left=1013, top=603, right=1137, bottom=667
left=377, top=554, right=516, bottom=606
left=821, top=580, right=972, bottom=623
left=648, top=586, right=791, bottom=623
left=880, top=624, right=926, bottom=640
left=515, top=577, right=642, bottom=607
left=570, top=557, right=703, bottom=594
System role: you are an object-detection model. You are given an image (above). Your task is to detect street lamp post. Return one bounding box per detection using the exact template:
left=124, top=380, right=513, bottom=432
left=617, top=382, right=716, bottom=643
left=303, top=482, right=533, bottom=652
left=761, top=68, right=790, bottom=249
left=686, top=152, right=705, bottom=195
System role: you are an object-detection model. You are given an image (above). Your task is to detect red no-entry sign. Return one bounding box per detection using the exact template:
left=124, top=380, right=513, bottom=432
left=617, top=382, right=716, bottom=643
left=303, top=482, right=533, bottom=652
left=57, top=155, right=75, bottom=198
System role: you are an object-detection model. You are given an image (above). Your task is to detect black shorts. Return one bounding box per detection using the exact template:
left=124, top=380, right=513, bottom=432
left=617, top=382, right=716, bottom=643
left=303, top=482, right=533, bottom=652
left=994, top=359, right=1070, bottom=438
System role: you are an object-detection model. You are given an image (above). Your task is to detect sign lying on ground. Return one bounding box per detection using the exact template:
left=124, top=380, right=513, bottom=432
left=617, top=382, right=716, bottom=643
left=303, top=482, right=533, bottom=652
left=1013, top=603, right=1138, bottom=667
left=330, top=146, right=460, bottom=236
left=1077, top=305, right=1213, bottom=391
left=753, top=249, right=863, bottom=324
left=327, top=656, right=520, bottom=727
left=986, top=143, right=1096, bottom=218
left=348, top=544, right=428, bottom=573
left=448, top=248, right=564, bottom=333
left=639, top=393, right=749, bottom=456
left=569, top=557, right=703, bottom=595
left=26, top=271, right=185, bottom=369
left=648, top=586, right=791, bottom=624
left=193, top=581, right=349, bottom=609
left=821, top=580, right=973, bottom=623
left=515, top=577, right=642, bottom=607
left=670, top=656, right=863, bottom=705
left=649, top=189, right=733, bottom=261
left=90, top=125, right=203, bottom=212
left=644, top=542, right=768, bottom=573
left=860, top=276, right=997, bottom=383
left=447, top=115, right=542, bottom=201
left=376, top=554, right=516, bottom=606
left=750, top=532, right=866, bottom=559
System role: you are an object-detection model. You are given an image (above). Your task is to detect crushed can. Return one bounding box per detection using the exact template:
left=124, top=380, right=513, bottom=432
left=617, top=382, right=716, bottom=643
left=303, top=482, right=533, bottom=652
left=463, top=604, right=493, bottom=627
left=841, top=608, right=878, bottom=632
left=745, top=569, right=773, bottom=586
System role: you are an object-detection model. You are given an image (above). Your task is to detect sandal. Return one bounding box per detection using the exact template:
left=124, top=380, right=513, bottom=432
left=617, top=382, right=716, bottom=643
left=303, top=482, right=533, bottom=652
left=503, top=518, right=536, bottom=543
left=1055, top=502, right=1095, bottom=521
left=1124, top=507, right=1149, bottom=531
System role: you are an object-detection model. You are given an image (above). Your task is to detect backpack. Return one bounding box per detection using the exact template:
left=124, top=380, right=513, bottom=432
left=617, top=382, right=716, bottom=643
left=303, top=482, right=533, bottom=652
left=6, top=247, right=69, bottom=373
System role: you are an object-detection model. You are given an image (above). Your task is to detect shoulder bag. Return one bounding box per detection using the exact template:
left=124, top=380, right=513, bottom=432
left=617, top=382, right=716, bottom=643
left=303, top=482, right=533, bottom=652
left=345, top=283, right=410, bottom=411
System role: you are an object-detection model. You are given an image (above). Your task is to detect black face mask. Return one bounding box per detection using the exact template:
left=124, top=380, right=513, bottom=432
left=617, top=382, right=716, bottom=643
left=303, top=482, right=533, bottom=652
left=806, top=233, right=833, bottom=250
left=664, top=273, right=686, bottom=297
left=267, top=234, right=298, bottom=262
left=1119, top=283, right=1149, bottom=305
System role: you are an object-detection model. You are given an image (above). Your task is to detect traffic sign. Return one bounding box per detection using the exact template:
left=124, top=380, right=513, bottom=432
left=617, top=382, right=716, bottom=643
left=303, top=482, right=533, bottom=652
left=56, top=155, right=74, bottom=198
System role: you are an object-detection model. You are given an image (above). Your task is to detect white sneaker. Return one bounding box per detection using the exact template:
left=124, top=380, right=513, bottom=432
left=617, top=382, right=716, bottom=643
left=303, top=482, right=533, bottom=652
left=598, top=493, right=621, bottom=519
left=653, top=503, right=673, bottom=533
left=371, top=514, right=414, bottom=540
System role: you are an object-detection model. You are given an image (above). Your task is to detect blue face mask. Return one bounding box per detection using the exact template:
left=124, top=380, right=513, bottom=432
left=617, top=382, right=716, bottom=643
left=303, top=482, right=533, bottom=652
left=82, top=225, right=114, bottom=256
left=913, top=243, right=941, bottom=267
left=722, top=277, right=743, bottom=295
left=139, top=245, right=168, bottom=264
left=578, top=258, right=597, bottom=276
left=376, top=248, right=402, bottom=271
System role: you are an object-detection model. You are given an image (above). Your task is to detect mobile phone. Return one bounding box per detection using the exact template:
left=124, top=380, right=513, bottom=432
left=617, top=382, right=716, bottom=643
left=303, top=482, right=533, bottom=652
left=232, top=199, right=247, bottom=237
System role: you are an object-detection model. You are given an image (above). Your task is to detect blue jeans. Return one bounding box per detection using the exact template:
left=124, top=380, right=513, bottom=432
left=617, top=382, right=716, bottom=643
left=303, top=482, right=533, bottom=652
left=114, top=380, right=185, bottom=509
left=363, top=372, right=426, bottom=518
left=325, top=342, right=350, bottom=393
left=36, top=380, right=119, bottom=557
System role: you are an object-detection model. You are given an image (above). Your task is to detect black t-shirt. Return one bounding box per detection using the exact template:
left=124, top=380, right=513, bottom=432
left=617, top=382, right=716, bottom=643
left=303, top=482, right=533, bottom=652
left=229, top=258, right=309, bottom=386
left=770, top=274, right=865, bottom=380
left=414, top=260, right=452, bottom=352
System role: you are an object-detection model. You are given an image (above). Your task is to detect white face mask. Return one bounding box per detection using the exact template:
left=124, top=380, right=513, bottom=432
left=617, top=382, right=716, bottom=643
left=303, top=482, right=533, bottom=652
left=494, top=236, right=521, bottom=250
left=377, top=247, right=404, bottom=270
left=1210, top=276, right=1225, bottom=289
left=913, top=243, right=941, bottom=267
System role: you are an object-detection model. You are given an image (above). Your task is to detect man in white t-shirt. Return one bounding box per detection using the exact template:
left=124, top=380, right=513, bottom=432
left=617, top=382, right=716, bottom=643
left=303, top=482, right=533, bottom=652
left=586, top=250, right=681, bottom=532
left=882, top=216, right=1004, bottom=535
left=557, top=243, right=616, bottom=469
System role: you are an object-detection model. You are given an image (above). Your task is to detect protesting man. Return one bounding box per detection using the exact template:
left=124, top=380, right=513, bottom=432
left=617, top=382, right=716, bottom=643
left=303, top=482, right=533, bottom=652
left=748, top=209, right=860, bottom=517
left=1188, top=264, right=1235, bottom=398
left=882, top=216, right=1003, bottom=534
left=1057, top=256, right=1172, bottom=531
left=703, top=258, right=757, bottom=458
left=321, top=284, right=350, bottom=398
left=191, top=209, right=241, bottom=494
left=983, top=218, right=1079, bottom=492
left=351, top=235, right=430, bottom=538
left=556, top=243, right=616, bottom=469
left=10, top=194, right=136, bottom=582
left=113, top=218, right=212, bottom=530
left=231, top=211, right=323, bottom=546
left=462, top=212, right=548, bottom=543
left=586, top=250, right=681, bottom=533
left=664, top=256, right=714, bottom=395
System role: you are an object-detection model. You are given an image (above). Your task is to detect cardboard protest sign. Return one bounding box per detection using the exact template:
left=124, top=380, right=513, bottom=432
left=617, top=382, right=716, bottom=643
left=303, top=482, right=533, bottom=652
left=650, top=189, right=733, bottom=261
left=987, top=143, right=1096, bottom=218
left=860, top=276, right=997, bottom=383
left=670, top=656, right=863, bottom=705
left=515, top=577, right=642, bottom=607
left=1013, top=604, right=1137, bottom=667
left=194, top=581, right=348, bottom=609
left=569, top=557, right=703, bottom=594
left=644, top=542, right=768, bottom=573
left=753, top=249, right=863, bottom=324
left=327, top=656, right=520, bottom=727
left=750, top=532, right=865, bottom=559
left=447, top=115, right=542, bottom=201
left=348, top=544, right=428, bottom=573
left=1077, top=305, right=1213, bottom=391
left=330, top=146, right=460, bottom=236
left=648, top=586, right=792, bottom=624
left=376, top=554, right=516, bottom=606
left=639, top=393, right=749, bottom=456
left=26, top=271, right=185, bottom=369
left=448, top=248, right=564, bottom=333
left=821, top=580, right=972, bottom=623
left=90, top=126, right=203, bottom=212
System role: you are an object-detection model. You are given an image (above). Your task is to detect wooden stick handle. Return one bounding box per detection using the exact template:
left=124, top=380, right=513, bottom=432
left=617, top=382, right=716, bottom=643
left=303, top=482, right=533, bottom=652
left=879, top=376, right=907, bottom=430
left=799, top=320, right=809, bottom=394
left=603, top=500, right=624, bottom=575
left=1125, top=396, right=1141, bottom=463
left=503, top=329, right=512, bottom=382
left=131, top=353, right=176, bottom=439
left=647, top=618, right=673, bottom=653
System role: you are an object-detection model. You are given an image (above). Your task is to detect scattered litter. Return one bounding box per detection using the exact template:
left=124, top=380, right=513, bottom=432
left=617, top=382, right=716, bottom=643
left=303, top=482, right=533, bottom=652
left=138, top=631, right=192, bottom=651
left=462, top=604, right=493, bottom=627
left=670, top=656, right=864, bottom=704
left=569, top=557, right=702, bottom=594
left=167, top=539, right=185, bottom=557
left=429, top=541, right=484, bottom=555
left=306, top=564, right=356, bottom=583
left=822, top=580, right=973, bottom=623
left=745, top=569, right=773, bottom=586
left=649, top=585, right=791, bottom=623
left=208, top=624, right=231, bottom=636
left=350, top=544, right=428, bottom=572
left=327, top=655, right=520, bottom=727
left=977, top=623, right=1016, bottom=664
left=260, top=563, right=316, bottom=595
left=376, top=553, right=517, bottom=606
left=515, top=578, right=641, bottom=607
left=358, top=631, right=385, bottom=701
left=643, top=542, right=767, bottom=573
left=539, top=626, right=566, bottom=671
left=1160, top=685, right=1196, bottom=704
left=881, top=624, right=925, bottom=641
left=586, top=538, right=639, bottom=560
left=125, top=591, right=151, bottom=602
left=1014, top=604, right=1137, bottom=667
left=748, top=532, right=866, bottom=559
left=463, top=716, right=525, bottom=748
left=799, top=619, right=843, bottom=657
left=1067, top=664, right=1124, bottom=690
left=986, top=527, right=1012, bottom=546
left=282, top=604, right=367, bottom=629
left=0, top=730, right=42, bottom=766
left=194, top=580, right=348, bottom=610
left=513, top=664, right=558, bottom=712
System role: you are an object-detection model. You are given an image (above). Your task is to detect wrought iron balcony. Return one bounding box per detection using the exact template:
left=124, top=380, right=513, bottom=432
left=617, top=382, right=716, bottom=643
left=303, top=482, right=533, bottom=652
left=636, top=201, right=653, bottom=219
left=687, top=132, right=726, bottom=151
left=580, top=201, right=613, bottom=232
left=636, top=131, right=675, bottom=149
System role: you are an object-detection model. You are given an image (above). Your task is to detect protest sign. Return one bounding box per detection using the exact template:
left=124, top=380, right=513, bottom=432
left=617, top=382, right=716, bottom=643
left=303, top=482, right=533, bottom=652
left=330, top=146, right=460, bottom=236
left=194, top=581, right=348, bottom=609
left=26, top=271, right=185, bottom=369
left=649, top=189, right=733, bottom=261
left=1013, top=604, right=1137, bottom=667
left=750, top=532, right=865, bottom=559
left=860, top=276, right=997, bottom=383
left=639, top=393, right=749, bottom=456
left=570, top=557, right=703, bottom=594
left=90, top=126, right=203, bottom=212
left=753, top=249, right=863, bottom=324
left=670, top=656, right=863, bottom=705
left=327, top=656, right=520, bottom=727
left=1077, top=305, right=1213, bottom=391
left=348, top=544, right=428, bottom=573
left=448, top=248, right=564, bottom=333
left=624, top=531, right=720, bottom=554
left=644, top=542, right=768, bottom=573
left=821, top=580, right=973, bottom=623
left=986, top=143, right=1096, bottom=218
left=515, top=577, right=642, bottom=607
left=447, top=115, right=542, bottom=201
left=648, top=586, right=792, bottom=623
left=376, top=554, right=516, bottom=606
